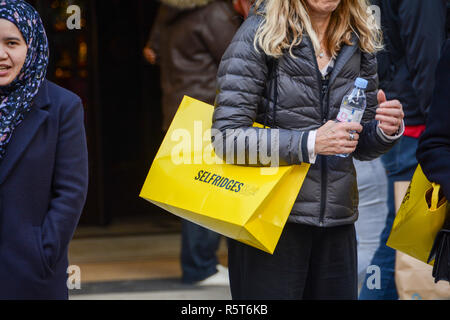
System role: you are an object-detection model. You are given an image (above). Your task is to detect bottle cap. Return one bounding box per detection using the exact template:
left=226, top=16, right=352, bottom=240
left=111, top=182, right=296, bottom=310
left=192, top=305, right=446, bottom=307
left=355, top=78, right=368, bottom=89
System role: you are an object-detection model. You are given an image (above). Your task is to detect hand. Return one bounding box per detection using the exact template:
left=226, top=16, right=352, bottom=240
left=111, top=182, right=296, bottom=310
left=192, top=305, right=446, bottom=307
left=143, top=47, right=157, bottom=64
left=376, top=90, right=404, bottom=136
left=315, top=121, right=363, bottom=156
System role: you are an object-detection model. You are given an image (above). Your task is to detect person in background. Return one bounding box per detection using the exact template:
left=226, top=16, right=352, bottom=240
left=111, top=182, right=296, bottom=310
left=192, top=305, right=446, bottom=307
left=417, top=40, right=450, bottom=206
left=354, top=157, right=389, bottom=290
left=0, top=0, right=88, bottom=299
left=359, top=0, right=447, bottom=300
left=213, top=0, right=404, bottom=300
left=143, top=0, right=241, bottom=285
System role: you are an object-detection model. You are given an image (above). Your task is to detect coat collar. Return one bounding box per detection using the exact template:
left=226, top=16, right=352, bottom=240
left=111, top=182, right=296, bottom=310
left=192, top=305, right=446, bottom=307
left=328, top=34, right=360, bottom=86
left=32, top=79, right=51, bottom=110
left=0, top=80, right=50, bottom=185
left=303, top=33, right=359, bottom=88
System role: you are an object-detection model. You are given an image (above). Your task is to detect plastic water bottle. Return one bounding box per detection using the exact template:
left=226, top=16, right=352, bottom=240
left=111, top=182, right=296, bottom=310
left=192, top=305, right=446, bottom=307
left=335, top=77, right=368, bottom=158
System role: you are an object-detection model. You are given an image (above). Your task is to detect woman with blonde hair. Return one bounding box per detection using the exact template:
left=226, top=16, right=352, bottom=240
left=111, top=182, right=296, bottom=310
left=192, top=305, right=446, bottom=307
left=212, top=0, right=404, bottom=299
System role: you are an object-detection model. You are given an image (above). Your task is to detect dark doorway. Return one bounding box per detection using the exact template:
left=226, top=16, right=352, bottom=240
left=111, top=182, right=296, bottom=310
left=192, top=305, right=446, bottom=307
left=94, top=0, right=165, bottom=225
left=31, top=0, right=180, bottom=231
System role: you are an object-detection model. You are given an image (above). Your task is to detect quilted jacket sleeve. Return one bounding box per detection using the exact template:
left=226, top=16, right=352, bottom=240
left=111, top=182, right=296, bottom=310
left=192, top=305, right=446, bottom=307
left=353, top=51, right=398, bottom=161
left=212, top=15, right=311, bottom=167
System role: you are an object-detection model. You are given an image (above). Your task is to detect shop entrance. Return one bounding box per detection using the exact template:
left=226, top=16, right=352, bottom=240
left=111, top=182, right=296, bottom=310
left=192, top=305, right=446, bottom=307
left=32, top=0, right=180, bottom=233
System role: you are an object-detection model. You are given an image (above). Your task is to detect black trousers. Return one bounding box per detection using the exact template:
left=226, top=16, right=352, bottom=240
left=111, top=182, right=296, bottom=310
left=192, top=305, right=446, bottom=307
left=227, top=223, right=358, bottom=300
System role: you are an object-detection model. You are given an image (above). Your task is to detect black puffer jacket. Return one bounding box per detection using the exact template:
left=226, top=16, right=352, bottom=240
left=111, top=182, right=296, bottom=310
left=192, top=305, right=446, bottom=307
left=212, top=10, right=398, bottom=227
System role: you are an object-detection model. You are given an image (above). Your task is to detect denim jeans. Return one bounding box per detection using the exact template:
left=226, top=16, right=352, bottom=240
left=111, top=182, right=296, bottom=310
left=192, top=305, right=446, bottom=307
left=359, top=136, right=419, bottom=300
left=354, top=158, right=389, bottom=289
left=180, top=220, right=222, bottom=283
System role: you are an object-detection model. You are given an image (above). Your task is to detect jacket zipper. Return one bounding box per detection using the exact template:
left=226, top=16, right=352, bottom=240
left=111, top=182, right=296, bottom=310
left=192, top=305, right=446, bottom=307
left=319, top=169, right=327, bottom=226
left=319, top=84, right=329, bottom=227
left=308, top=38, right=329, bottom=227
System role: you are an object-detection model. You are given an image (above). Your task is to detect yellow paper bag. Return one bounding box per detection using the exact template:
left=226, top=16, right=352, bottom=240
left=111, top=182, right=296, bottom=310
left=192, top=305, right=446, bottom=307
left=393, top=180, right=450, bottom=300
left=140, top=96, right=310, bottom=254
left=387, top=165, right=448, bottom=264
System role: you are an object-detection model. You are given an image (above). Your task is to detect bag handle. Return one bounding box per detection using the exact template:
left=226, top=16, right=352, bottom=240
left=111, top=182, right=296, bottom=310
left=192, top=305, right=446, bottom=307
left=430, top=183, right=442, bottom=211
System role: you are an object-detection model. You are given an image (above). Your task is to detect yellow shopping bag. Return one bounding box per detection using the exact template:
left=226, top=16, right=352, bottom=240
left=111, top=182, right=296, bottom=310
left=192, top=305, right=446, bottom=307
left=387, top=165, right=449, bottom=264
left=140, top=96, right=310, bottom=254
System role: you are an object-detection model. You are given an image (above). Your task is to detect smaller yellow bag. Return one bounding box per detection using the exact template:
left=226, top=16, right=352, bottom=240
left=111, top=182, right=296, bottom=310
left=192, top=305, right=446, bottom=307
left=387, top=165, right=448, bottom=264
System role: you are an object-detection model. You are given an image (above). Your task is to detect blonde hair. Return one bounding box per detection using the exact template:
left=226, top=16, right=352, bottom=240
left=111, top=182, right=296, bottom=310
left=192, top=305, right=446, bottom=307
left=253, top=0, right=383, bottom=58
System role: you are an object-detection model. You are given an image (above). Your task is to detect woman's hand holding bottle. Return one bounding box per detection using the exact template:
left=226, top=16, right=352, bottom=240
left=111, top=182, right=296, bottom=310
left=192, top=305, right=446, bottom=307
left=315, top=121, right=363, bottom=156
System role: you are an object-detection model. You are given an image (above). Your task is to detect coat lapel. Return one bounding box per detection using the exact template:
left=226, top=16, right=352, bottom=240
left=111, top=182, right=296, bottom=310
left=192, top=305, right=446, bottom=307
left=0, top=80, right=50, bottom=185
left=328, top=34, right=359, bottom=87
left=303, top=33, right=359, bottom=88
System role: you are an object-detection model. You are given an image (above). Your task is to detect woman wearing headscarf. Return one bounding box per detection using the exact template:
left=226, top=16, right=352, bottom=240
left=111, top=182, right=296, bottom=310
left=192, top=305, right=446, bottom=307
left=0, top=0, right=88, bottom=299
left=212, top=0, right=404, bottom=299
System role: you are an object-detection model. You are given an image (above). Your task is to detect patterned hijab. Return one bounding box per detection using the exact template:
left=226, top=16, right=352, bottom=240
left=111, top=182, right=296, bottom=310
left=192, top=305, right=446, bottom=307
left=0, top=0, right=49, bottom=161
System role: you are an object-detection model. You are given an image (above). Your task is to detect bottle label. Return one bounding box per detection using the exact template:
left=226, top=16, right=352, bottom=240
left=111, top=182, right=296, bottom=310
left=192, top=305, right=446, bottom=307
left=337, top=107, right=353, bottom=123
left=337, top=107, right=364, bottom=123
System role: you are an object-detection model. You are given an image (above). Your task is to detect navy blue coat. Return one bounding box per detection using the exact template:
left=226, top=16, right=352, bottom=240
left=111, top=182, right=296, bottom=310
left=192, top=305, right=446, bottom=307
left=417, top=40, right=450, bottom=200
left=0, top=80, right=88, bottom=300
left=374, top=0, right=447, bottom=125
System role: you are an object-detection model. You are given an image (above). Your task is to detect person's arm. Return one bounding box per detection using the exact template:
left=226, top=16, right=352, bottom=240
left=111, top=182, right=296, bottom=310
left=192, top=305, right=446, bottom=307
left=417, top=40, right=450, bottom=200
left=397, top=0, right=447, bottom=117
left=212, top=15, right=310, bottom=167
left=41, top=97, right=89, bottom=269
